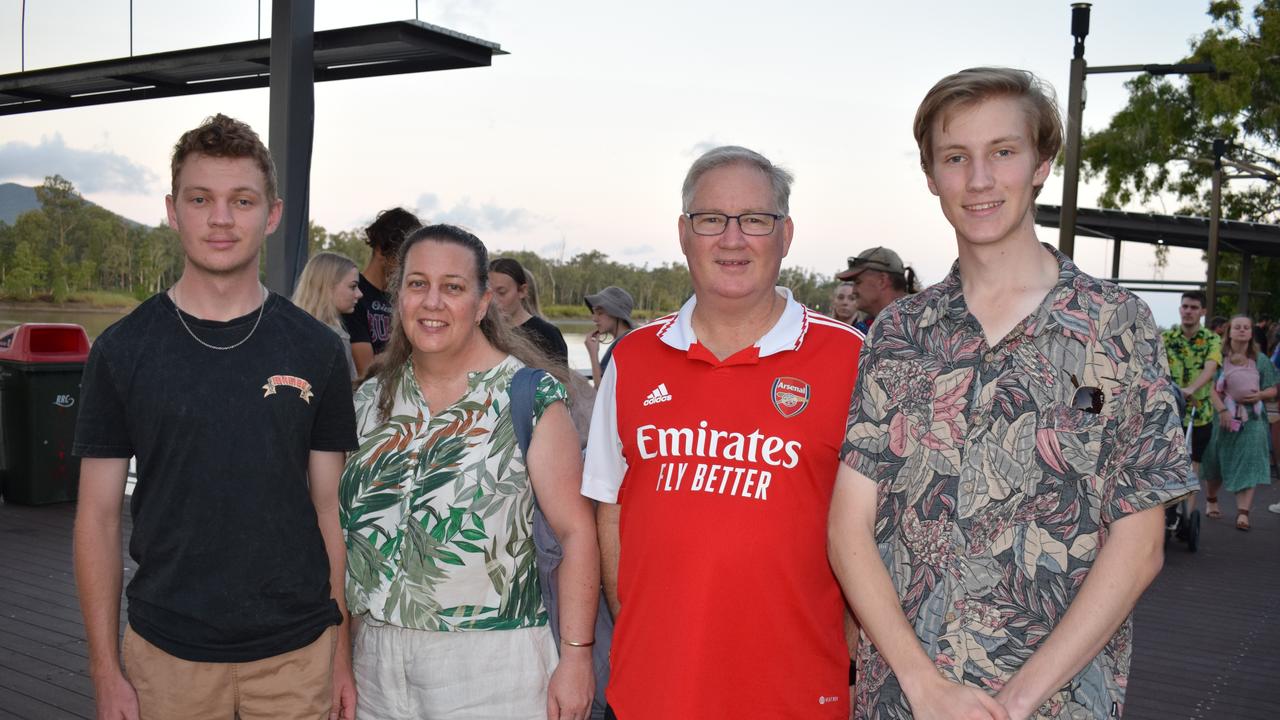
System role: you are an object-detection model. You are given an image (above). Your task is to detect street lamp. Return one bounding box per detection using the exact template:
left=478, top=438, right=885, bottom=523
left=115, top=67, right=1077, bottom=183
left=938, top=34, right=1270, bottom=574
left=1058, top=3, right=1218, bottom=257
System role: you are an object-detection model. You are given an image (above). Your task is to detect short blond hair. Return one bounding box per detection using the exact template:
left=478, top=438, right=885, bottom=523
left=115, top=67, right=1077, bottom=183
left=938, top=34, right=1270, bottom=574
left=913, top=67, right=1063, bottom=174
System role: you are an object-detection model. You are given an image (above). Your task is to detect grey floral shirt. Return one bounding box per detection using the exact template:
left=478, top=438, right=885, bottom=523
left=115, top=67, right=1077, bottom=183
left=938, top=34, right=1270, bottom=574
left=842, top=246, right=1193, bottom=719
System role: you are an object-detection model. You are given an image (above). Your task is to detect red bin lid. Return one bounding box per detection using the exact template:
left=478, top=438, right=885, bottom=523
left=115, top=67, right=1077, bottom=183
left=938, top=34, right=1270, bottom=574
left=0, top=323, right=91, bottom=363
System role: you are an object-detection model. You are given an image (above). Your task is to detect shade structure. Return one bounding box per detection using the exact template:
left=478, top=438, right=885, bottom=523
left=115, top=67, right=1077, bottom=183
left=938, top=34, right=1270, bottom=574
left=0, top=19, right=505, bottom=116
left=1036, top=204, right=1280, bottom=258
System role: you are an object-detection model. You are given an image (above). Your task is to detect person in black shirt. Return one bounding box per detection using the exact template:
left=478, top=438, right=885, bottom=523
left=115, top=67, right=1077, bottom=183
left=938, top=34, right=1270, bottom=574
left=72, top=114, right=359, bottom=720
left=490, top=257, right=570, bottom=366
left=342, top=207, right=420, bottom=378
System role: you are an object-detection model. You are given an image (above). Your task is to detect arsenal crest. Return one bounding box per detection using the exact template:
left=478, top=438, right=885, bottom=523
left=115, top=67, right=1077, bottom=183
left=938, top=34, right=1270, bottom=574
left=771, top=376, right=810, bottom=418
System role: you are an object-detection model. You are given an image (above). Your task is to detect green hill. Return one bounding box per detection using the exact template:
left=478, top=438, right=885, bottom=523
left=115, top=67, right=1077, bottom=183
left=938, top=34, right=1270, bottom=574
left=0, top=182, right=144, bottom=227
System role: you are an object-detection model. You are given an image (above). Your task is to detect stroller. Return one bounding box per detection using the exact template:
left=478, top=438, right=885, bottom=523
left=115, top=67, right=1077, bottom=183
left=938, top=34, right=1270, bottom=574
left=1165, top=393, right=1201, bottom=552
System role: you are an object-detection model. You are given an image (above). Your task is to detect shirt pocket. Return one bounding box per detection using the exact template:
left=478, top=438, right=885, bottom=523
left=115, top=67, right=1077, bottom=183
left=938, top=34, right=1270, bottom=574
left=1035, top=401, right=1107, bottom=478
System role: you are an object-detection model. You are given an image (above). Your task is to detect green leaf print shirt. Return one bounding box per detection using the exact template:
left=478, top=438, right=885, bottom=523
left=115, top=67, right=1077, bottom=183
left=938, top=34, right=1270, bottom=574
left=1161, top=325, right=1222, bottom=428
left=340, top=355, right=566, bottom=631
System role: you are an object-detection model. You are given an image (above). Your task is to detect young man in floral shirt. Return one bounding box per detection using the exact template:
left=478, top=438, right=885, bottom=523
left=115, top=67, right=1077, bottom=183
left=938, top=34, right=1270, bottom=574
left=1162, top=290, right=1221, bottom=518
left=829, top=68, right=1194, bottom=720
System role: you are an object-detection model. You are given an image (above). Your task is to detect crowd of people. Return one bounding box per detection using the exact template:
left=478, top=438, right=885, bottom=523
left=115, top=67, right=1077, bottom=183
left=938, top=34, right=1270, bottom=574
left=66, top=65, right=1277, bottom=720
left=1168, top=298, right=1280, bottom=526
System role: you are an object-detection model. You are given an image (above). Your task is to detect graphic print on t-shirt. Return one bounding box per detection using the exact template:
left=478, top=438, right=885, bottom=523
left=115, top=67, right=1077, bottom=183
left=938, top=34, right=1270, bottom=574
left=640, top=417, right=799, bottom=501
left=262, top=374, right=315, bottom=403
left=367, top=298, right=392, bottom=346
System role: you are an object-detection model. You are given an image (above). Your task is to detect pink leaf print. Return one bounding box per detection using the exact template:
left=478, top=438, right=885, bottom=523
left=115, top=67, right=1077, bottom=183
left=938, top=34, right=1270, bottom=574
left=1036, top=428, right=1069, bottom=474
left=889, top=411, right=912, bottom=457
left=932, top=372, right=973, bottom=423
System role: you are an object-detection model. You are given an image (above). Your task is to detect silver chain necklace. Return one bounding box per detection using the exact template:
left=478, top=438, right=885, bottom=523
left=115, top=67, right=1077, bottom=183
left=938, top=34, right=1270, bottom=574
left=170, top=284, right=268, bottom=351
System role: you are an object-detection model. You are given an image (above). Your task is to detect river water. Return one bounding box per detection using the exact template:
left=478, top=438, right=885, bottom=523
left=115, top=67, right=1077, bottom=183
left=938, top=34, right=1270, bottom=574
left=1, top=307, right=597, bottom=497
left=0, top=305, right=598, bottom=371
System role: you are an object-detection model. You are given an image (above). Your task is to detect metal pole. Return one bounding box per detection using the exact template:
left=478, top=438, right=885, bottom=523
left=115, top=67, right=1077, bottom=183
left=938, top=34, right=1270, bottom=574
left=1206, top=144, right=1223, bottom=314
left=1238, top=253, right=1252, bottom=315
left=266, top=0, right=315, bottom=297
left=1110, top=239, right=1121, bottom=279
left=1059, top=3, right=1091, bottom=258
left=1060, top=57, right=1085, bottom=258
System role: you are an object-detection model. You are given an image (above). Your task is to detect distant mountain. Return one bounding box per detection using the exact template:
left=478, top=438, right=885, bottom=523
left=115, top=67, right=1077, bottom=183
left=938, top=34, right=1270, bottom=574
left=0, top=182, right=145, bottom=227
left=0, top=183, right=38, bottom=225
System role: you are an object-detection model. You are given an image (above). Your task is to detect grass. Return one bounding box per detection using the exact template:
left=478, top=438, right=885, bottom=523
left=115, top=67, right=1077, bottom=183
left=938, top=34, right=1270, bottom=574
left=0, top=290, right=140, bottom=309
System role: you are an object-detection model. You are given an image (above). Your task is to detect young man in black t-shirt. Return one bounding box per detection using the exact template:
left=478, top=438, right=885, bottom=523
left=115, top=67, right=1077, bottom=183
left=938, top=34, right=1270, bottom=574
left=341, top=207, right=420, bottom=377
left=73, top=115, right=359, bottom=720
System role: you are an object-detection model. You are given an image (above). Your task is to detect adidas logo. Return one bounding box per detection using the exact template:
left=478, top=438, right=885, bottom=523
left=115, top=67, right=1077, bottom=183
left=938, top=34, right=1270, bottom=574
left=643, top=383, right=673, bottom=406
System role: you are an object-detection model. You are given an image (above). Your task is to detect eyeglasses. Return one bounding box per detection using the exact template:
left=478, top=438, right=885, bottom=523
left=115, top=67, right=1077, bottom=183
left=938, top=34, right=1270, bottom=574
left=685, top=212, right=784, bottom=236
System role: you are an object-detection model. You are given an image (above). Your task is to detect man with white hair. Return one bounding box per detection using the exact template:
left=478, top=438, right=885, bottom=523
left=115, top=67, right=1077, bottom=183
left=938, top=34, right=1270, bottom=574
left=583, top=145, right=864, bottom=717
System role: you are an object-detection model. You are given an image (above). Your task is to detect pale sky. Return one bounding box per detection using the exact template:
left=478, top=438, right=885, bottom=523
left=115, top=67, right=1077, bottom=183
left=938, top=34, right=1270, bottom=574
left=0, top=0, right=1249, bottom=326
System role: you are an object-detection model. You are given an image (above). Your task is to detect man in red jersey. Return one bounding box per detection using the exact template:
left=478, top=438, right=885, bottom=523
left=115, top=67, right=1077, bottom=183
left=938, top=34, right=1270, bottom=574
left=582, top=145, right=864, bottom=718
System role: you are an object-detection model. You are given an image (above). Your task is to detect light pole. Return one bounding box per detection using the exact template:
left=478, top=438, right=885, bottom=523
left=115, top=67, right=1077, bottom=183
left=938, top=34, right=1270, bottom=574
left=1208, top=139, right=1223, bottom=314
left=1201, top=140, right=1278, bottom=314
left=1059, top=3, right=1090, bottom=259
left=1058, top=2, right=1217, bottom=258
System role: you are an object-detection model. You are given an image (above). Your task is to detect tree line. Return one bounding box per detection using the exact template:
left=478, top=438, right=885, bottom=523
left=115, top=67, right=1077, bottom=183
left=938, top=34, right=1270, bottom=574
left=310, top=224, right=841, bottom=317
left=0, top=176, right=183, bottom=302
left=0, top=175, right=842, bottom=315
left=0, top=174, right=844, bottom=313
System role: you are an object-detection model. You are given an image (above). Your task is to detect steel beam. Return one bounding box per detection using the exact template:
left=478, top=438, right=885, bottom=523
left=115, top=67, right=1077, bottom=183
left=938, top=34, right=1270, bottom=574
left=265, top=0, right=315, bottom=297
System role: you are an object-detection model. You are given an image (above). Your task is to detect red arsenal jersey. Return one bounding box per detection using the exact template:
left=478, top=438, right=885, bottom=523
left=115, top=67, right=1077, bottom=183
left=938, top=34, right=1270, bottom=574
left=583, top=289, right=863, bottom=718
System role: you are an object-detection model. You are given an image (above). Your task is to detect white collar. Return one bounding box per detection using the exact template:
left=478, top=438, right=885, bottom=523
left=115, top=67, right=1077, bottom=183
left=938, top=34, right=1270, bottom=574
left=655, top=287, right=808, bottom=358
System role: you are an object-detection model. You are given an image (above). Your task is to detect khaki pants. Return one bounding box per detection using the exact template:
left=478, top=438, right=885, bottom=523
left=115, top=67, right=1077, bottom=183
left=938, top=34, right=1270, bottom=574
left=122, top=624, right=336, bottom=720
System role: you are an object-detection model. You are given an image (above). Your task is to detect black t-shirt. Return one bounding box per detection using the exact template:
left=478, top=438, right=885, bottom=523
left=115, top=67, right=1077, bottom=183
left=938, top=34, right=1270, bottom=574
left=341, top=274, right=393, bottom=354
left=518, top=315, right=569, bottom=365
left=72, top=292, right=357, bottom=662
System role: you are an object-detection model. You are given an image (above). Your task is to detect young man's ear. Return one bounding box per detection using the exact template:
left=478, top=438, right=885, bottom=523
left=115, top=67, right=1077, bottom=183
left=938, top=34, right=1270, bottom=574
left=265, top=197, right=284, bottom=235
left=1032, top=156, right=1051, bottom=188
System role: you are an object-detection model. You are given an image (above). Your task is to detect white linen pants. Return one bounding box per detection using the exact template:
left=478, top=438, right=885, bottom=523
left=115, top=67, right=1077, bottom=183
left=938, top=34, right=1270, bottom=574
left=353, top=616, right=558, bottom=720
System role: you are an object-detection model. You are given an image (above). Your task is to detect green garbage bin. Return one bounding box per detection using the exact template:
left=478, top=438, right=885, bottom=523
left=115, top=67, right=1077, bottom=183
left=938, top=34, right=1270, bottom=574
left=0, top=323, right=91, bottom=505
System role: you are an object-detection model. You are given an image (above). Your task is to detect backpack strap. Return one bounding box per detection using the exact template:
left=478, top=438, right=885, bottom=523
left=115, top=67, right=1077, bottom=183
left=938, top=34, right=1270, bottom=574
left=511, top=365, right=613, bottom=716
left=510, top=366, right=547, bottom=460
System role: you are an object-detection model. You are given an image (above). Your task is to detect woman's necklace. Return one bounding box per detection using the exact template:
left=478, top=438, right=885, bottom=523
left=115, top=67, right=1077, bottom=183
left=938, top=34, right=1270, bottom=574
left=170, top=284, right=268, bottom=351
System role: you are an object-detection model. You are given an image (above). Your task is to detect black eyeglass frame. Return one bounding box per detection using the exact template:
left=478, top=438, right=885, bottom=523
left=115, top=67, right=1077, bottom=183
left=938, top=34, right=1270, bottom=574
left=684, top=212, right=785, bottom=236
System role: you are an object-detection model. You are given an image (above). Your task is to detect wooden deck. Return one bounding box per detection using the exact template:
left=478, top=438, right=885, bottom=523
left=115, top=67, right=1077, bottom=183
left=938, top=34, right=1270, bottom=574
left=1, top=485, right=1278, bottom=718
